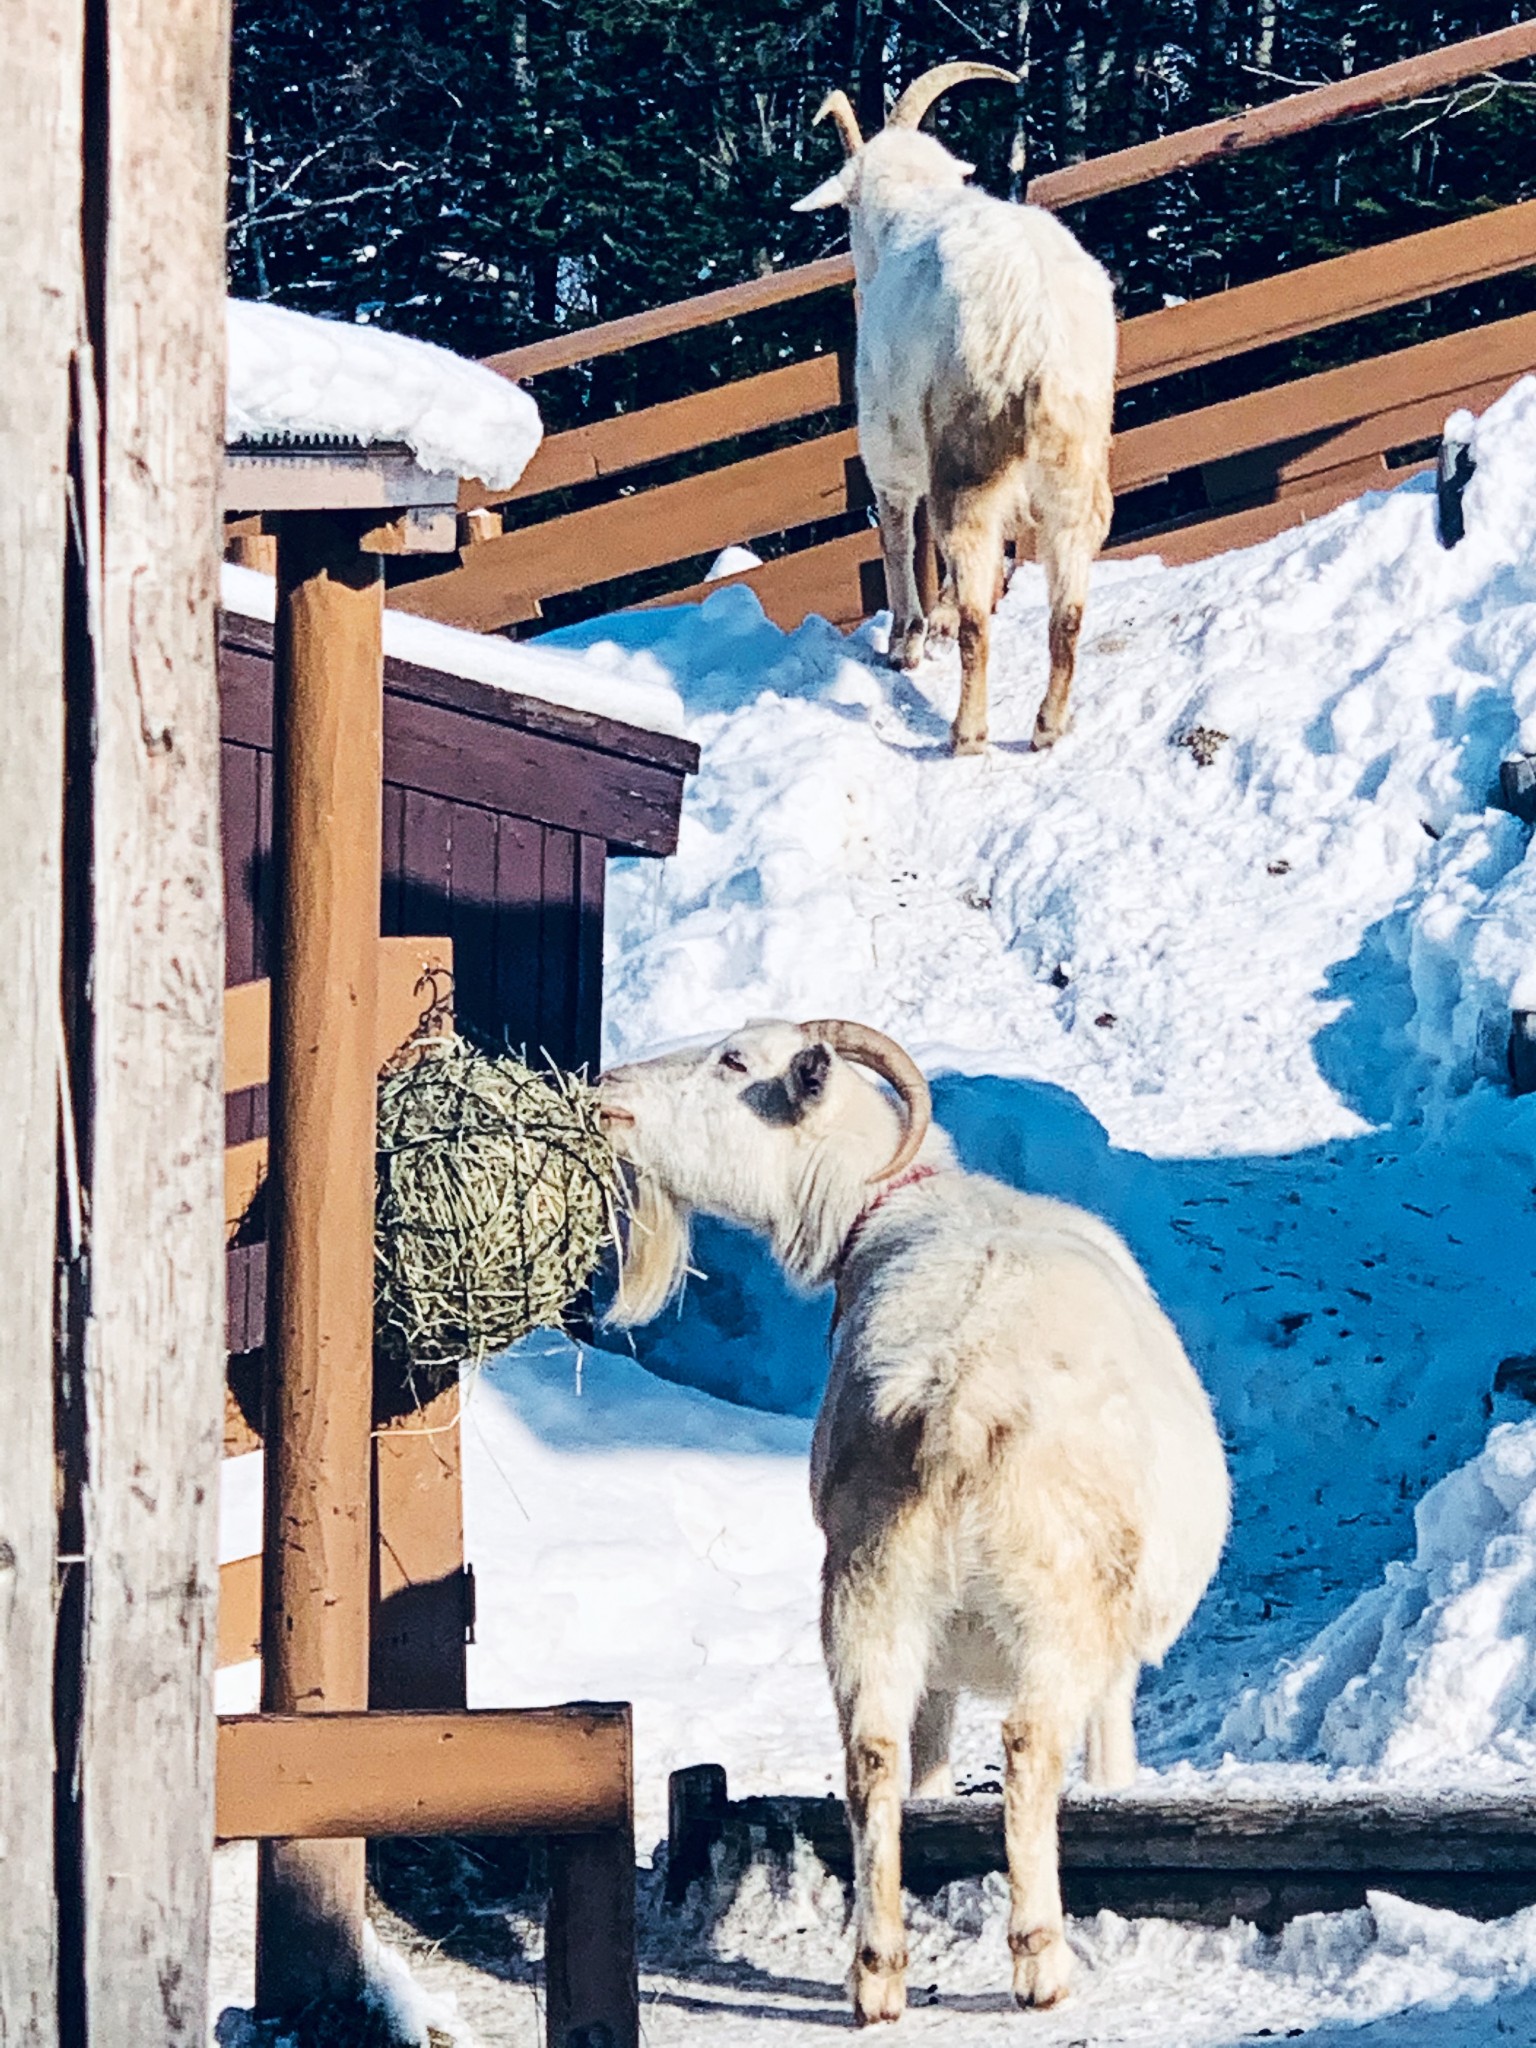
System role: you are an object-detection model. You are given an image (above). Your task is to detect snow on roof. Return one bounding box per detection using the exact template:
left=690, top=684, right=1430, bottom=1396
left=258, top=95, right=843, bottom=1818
left=226, top=299, right=542, bottom=491
left=220, top=562, right=685, bottom=741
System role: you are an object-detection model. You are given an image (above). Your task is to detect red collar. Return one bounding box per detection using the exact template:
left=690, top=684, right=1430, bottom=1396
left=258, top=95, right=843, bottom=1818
left=840, top=1163, right=940, bottom=1267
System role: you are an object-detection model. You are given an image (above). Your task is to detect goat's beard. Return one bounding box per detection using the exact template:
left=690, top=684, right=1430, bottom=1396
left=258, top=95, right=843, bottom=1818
left=604, top=1167, right=692, bottom=1327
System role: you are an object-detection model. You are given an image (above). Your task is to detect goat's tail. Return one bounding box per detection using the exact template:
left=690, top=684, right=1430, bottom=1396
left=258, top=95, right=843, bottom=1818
left=871, top=1344, right=1025, bottom=1493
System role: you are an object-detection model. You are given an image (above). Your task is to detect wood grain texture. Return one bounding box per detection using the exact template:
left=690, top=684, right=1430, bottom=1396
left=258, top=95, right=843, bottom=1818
left=390, top=429, right=862, bottom=633
left=0, top=6, right=81, bottom=2042
left=74, top=3, right=231, bottom=2044
left=1108, top=459, right=1435, bottom=564
left=218, top=1706, right=632, bottom=1838
left=370, top=1377, right=469, bottom=1711
left=1028, top=20, right=1536, bottom=210
left=256, top=518, right=383, bottom=2010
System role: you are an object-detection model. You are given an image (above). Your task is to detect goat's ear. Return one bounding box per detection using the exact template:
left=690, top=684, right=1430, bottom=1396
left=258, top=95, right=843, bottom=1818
left=785, top=1042, right=832, bottom=1112
left=791, top=171, right=849, bottom=212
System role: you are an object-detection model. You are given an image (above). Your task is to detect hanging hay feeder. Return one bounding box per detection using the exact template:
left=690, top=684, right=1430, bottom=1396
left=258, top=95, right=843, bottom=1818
left=374, top=1034, right=620, bottom=1377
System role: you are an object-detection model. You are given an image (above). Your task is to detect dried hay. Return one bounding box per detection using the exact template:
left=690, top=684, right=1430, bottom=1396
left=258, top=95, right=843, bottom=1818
left=374, top=1034, right=619, bottom=1378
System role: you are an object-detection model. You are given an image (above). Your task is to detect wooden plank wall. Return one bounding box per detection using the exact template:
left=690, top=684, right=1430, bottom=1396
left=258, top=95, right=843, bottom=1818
left=380, top=23, right=1536, bottom=641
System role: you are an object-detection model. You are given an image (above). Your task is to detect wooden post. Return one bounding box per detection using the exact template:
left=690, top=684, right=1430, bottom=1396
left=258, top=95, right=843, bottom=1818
left=0, top=7, right=82, bottom=2042
left=56, top=0, right=232, bottom=2042
left=547, top=1825, right=640, bottom=2048
left=371, top=1370, right=469, bottom=1711
left=256, top=513, right=384, bottom=2014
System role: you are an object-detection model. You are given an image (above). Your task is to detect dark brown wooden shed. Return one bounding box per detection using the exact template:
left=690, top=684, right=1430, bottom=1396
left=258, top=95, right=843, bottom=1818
left=219, top=600, right=698, bottom=1359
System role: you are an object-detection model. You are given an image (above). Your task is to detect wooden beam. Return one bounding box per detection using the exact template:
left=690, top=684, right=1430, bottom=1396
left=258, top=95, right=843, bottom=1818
left=217, top=1706, right=631, bottom=1839
left=637, top=526, right=881, bottom=630
left=256, top=514, right=384, bottom=2013
left=462, top=352, right=848, bottom=510
left=0, top=5, right=80, bottom=2040
left=1114, top=306, right=1536, bottom=493
left=1028, top=20, right=1536, bottom=211
left=1107, top=458, right=1434, bottom=566
left=218, top=1555, right=263, bottom=1668
left=370, top=1372, right=468, bottom=1710
left=391, top=429, right=861, bottom=634
left=1119, top=197, right=1536, bottom=388
left=225, top=935, right=453, bottom=1098
left=481, top=255, right=854, bottom=382
left=675, top=1776, right=1536, bottom=1925
left=65, top=0, right=231, bottom=2042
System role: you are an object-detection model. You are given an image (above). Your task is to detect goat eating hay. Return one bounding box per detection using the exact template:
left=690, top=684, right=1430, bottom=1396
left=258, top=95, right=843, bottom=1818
left=374, top=1035, right=620, bottom=1377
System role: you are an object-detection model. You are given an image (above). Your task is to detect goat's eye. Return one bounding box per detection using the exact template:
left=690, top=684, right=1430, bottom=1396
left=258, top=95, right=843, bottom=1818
left=718, top=1048, right=748, bottom=1074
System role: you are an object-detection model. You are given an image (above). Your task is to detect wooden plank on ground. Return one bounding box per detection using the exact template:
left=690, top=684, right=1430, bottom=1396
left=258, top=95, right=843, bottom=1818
left=1114, top=306, right=1536, bottom=492
left=391, top=428, right=862, bottom=634
left=680, top=1780, right=1536, bottom=1924
left=1029, top=20, right=1536, bottom=210
left=482, top=255, right=854, bottom=382
left=73, top=0, right=231, bottom=2040
left=1119, top=197, right=1536, bottom=388
left=463, top=353, right=848, bottom=509
left=217, top=1706, right=632, bottom=1839
left=0, top=5, right=81, bottom=2041
left=638, top=526, right=882, bottom=630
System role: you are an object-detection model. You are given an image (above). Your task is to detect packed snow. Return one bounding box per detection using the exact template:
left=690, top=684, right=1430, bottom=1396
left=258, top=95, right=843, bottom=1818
left=219, top=562, right=686, bottom=737
left=227, top=299, right=542, bottom=490
left=215, top=375, right=1536, bottom=2043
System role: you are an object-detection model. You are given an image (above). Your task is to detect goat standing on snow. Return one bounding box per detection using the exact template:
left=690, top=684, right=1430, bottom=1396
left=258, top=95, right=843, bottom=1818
left=601, top=1020, right=1228, bottom=2021
left=795, top=65, right=1117, bottom=756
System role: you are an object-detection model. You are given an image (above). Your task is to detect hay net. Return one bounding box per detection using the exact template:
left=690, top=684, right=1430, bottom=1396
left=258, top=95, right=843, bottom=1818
left=374, top=1033, right=619, bottom=1377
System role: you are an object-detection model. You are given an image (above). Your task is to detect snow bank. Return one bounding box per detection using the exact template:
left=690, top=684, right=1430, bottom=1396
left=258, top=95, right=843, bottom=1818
left=227, top=298, right=542, bottom=490
left=1224, top=1420, right=1536, bottom=1774
left=220, top=562, right=685, bottom=739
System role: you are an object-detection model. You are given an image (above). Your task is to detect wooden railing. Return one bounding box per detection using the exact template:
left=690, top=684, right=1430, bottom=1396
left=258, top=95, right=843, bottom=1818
left=388, top=20, right=1536, bottom=639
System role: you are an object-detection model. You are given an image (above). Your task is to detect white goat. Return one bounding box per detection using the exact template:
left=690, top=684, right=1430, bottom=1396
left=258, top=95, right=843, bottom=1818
left=600, top=1019, right=1228, bottom=2022
left=794, top=66, right=1117, bottom=755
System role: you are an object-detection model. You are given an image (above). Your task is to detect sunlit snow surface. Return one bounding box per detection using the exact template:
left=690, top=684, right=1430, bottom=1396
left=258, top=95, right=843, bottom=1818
left=216, top=377, right=1536, bottom=2043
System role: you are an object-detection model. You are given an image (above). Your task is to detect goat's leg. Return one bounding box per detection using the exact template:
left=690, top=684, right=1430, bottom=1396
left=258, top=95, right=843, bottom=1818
left=1001, top=1697, right=1075, bottom=2009
left=875, top=489, right=926, bottom=671
left=947, top=502, right=1005, bottom=755
left=1084, top=1660, right=1139, bottom=1790
left=1031, top=450, right=1111, bottom=750
left=824, top=1556, right=929, bottom=2025
left=910, top=1687, right=957, bottom=1798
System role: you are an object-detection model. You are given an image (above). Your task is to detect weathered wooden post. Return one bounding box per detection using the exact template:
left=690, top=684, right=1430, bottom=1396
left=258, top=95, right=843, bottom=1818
left=256, top=513, right=385, bottom=2012
left=0, top=9, right=81, bottom=2042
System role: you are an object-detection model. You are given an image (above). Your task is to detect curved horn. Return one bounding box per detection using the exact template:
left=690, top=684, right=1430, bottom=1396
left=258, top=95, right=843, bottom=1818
left=800, top=1019, right=932, bottom=1182
left=886, top=61, right=1017, bottom=131
left=814, top=88, right=864, bottom=157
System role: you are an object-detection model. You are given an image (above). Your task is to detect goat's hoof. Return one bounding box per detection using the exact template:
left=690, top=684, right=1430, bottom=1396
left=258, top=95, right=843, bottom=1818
left=852, top=1947, right=908, bottom=2024
left=888, top=623, right=928, bottom=672
left=1030, top=714, right=1068, bottom=753
left=1011, top=1927, right=1072, bottom=2009
left=950, top=726, right=987, bottom=757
